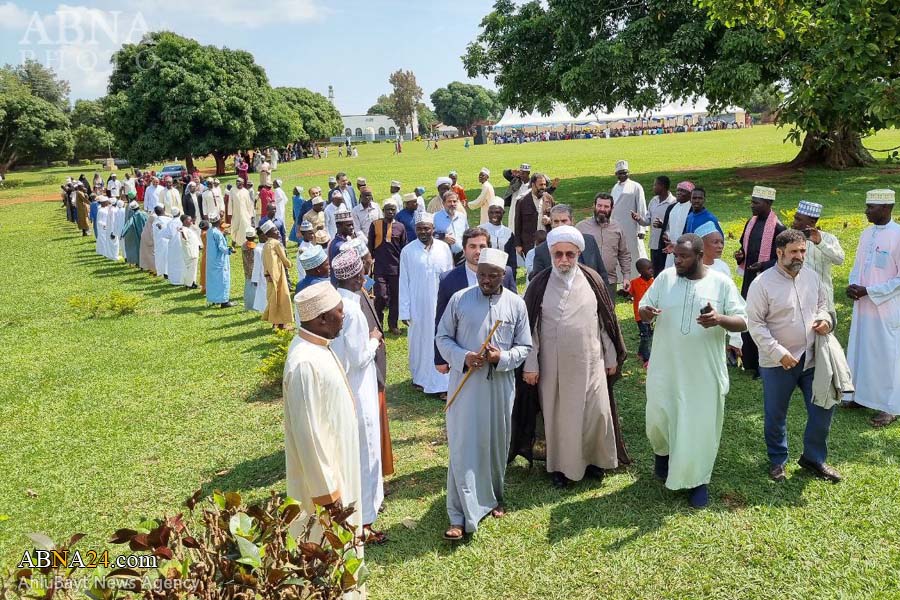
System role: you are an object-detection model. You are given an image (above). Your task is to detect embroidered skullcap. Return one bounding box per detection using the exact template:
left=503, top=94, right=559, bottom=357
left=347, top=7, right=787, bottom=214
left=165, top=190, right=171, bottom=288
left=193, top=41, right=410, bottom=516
left=299, top=220, right=314, bottom=232
left=480, top=167, right=490, bottom=176
left=390, top=180, right=401, bottom=188
left=676, top=181, right=695, bottom=192
left=328, top=176, right=337, bottom=184
left=128, top=200, right=139, bottom=209
left=797, top=201, right=823, bottom=218
left=343, top=237, right=370, bottom=258
left=332, top=249, right=364, bottom=281
left=866, top=189, right=895, bottom=205
left=260, top=220, right=276, bottom=234
left=415, top=186, right=426, bottom=196
left=546, top=225, right=585, bottom=252
left=436, top=176, right=453, bottom=187
left=314, top=229, right=331, bottom=245
left=299, top=245, right=327, bottom=270
left=752, top=186, right=777, bottom=201
left=615, top=160, right=629, bottom=172
left=415, top=211, right=434, bottom=224
left=478, top=247, right=508, bottom=269
left=356, top=176, right=367, bottom=185
left=694, top=221, right=721, bottom=239
left=294, top=281, right=342, bottom=322
left=208, top=211, right=221, bottom=223
left=334, top=210, right=352, bottom=223
left=402, top=192, right=418, bottom=203
left=171, top=206, right=181, bottom=217
left=382, top=197, right=398, bottom=209
left=520, top=163, right=531, bottom=171
left=245, top=228, right=257, bottom=238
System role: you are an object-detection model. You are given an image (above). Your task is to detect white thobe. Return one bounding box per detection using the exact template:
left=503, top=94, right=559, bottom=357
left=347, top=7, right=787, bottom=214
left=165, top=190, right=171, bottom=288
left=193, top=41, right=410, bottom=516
left=352, top=203, right=382, bottom=239
left=324, top=202, right=348, bottom=239
left=468, top=180, right=496, bottom=226
left=112, top=205, right=126, bottom=259
left=144, top=185, right=159, bottom=213
left=331, top=288, right=383, bottom=525
left=482, top=222, right=513, bottom=252
left=95, top=207, right=112, bottom=258
left=804, top=231, right=844, bottom=318
left=844, top=221, right=900, bottom=414
left=231, top=188, right=254, bottom=245
left=161, top=187, right=181, bottom=217
left=180, top=227, right=202, bottom=286
left=399, top=239, right=454, bottom=393
left=163, top=219, right=185, bottom=285
left=152, top=215, right=172, bottom=276
left=274, top=188, right=288, bottom=223
left=283, top=330, right=364, bottom=594
left=251, top=244, right=267, bottom=312
left=611, top=178, right=648, bottom=277
left=664, top=202, right=692, bottom=268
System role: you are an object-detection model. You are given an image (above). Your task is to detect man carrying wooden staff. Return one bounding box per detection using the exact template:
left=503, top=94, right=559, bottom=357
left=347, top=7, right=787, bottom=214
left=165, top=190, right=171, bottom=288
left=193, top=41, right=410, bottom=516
left=435, top=248, right=532, bottom=541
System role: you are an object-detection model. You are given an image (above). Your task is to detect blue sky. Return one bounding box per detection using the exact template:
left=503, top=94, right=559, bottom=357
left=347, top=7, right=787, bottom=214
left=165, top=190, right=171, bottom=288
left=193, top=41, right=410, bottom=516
left=0, top=0, right=497, bottom=113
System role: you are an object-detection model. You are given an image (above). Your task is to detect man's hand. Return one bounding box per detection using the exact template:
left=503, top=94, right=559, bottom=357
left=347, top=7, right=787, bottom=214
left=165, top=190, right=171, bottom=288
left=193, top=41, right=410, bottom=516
left=445, top=235, right=456, bottom=247
left=697, top=305, right=721, bottom=329
left=464, top=352, right=485, bottom=370
left=515, top=246, right=523, bottom=256
left=605, top=365, right=618, bottom=377
left=652, top=218, right=663, bottom=229
left=806, top=227, right=822, bottom=245
left=435, top=364, right=450, bottom=374
left=846, top=284, right=868, bottom=300
left=637, top=233, right=645, bottom=240
left=551, top=177, right=560, bottom=188
left=369, top=328, right=383, bottom=343
left=541, top=215, right=551, bottom=226
left=622, top=279, right=631, bottom=292
left=780, top=354, right=799, bottom=370
left=812, top=319, right=831, bottom=336
left=523, top=371, right=539, bottom=385
left=639, top=306, right=662, bottom=322
left=630, top=210, right=642, bottom=222
left=734, top=249, right=745, bottom=263
left=746, top=262, right=763, bottom=273
left=485, top=344, right=502, bottom=364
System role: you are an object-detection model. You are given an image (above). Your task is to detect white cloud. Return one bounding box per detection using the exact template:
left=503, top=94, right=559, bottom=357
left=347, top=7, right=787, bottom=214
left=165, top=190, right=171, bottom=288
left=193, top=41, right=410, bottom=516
left=0, top=1, right=31, bottom=29
left=129, top=0, right=326, bottom=27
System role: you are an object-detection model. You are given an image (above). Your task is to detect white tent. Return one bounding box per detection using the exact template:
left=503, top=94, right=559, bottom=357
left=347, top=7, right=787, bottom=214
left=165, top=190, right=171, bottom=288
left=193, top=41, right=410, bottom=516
left=493, top=99, right=744, bottom=130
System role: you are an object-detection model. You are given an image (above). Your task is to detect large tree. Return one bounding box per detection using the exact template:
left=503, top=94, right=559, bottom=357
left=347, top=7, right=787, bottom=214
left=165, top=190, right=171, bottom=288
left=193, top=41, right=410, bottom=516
left=416, top=103, right=437, bottom=134
left=274, top=87, right=343, bottom=142
left=430, top=82, right=502, bottom=134
left=464, top=0, right=899, bottom=169
left=0, top=70, right=73, bottom=173
left=8, top=59, right=71, bottom=111
left=71, top=99, right=117, bottom=159
left=386, top=70, right=423, bottom=131
left=107, top=32, right=301, bottom=175
left=367, top=94, right=395, bottom=117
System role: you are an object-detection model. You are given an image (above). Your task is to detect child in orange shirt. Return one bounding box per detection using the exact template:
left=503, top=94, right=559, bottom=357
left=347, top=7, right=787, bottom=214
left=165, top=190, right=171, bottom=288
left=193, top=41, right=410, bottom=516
left=629, top=258, right=655, bottom=367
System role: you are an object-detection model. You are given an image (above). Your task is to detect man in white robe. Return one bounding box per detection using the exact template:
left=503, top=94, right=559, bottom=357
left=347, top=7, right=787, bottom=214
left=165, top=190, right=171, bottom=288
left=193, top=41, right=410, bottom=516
left=95, top=198, right=113, bottom=259
left=111, top=200, right=126, bottom=260
left=152, top=207, right=173, bottom=278
left=641, top=233, right=748, bottom=507
left=663, top=181, right=695, bottom=268
left=284, top=282, right=365, bottom=595
left=436, top=248, right=532, bottom=539
left=180, top=215, right=203, bottom=288
left=144, top=178, right=160, bottom=214
left=399, top=212, right=454, bottom=395
left=467, top=167, right=496, bottom=226
left=482, top=200, right=513, bottom=255
left=331, top=250, right=386, bottom=544
left=250, top=234, right=268, bottom=313
left=610, top=159, right=648, bottom=277
left=273, top=179, right=289, bottom=223
left=229, top=179, right=252, bottom=246
left=790, top=200, right=844, bottom=320
left=163, top=208, right=185, bottom=286
left=844, top=189, right=900, bottom=427
left=160, top=177, right=182, bottom=217
left=325, top=189, right=349, bottom=239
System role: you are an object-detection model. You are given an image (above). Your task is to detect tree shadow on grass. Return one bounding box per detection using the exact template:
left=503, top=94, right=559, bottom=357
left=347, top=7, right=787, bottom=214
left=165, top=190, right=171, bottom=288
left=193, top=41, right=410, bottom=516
left=243, top=384, right=281, bottom=403
left=166, top=304, right=209, bottom=315
left=208, top=327, right=272, bottom=344
left=199, top=451, right=286, bottom=497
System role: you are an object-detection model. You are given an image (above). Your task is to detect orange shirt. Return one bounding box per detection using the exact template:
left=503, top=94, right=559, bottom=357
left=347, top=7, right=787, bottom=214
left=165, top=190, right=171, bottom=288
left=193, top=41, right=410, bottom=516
left=451, top=184, right=468, bottom=204
left=630, top=276, right=654, bottom=321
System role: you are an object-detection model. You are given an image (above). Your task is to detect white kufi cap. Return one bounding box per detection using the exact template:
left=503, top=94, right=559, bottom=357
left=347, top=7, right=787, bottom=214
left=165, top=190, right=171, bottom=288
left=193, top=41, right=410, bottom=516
left=752, top=186, right=777, bottom=201
left=294, top=281, right=342, bottom=322
left=866, top=189, right=895, bottom=205
left=478, top=247, right=508, bottom=269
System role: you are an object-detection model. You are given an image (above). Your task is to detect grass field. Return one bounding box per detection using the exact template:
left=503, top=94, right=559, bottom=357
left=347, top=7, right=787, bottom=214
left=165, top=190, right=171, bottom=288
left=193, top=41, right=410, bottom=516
left=1, top=125, right=899, bottom=599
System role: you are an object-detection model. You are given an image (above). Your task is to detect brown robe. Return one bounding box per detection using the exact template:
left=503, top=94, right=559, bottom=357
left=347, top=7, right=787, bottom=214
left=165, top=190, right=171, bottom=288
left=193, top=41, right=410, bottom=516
left=75, top=190, right=91, bottom=230
left=261, top=238, right=293, bottom=326
left=511, top=264, right=629, bottom=468
left=139, top=213, right=156, bottom=272
left=358, top=288, right=394, bottom=476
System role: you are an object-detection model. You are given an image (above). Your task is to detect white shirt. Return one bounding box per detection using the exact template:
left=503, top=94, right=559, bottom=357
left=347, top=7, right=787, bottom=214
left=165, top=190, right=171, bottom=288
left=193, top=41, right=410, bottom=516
left=324, top=202, right=348, bottom=239
left=351, top=202, right=383, bottom=238
left=482, top=222, right=513, bottom=252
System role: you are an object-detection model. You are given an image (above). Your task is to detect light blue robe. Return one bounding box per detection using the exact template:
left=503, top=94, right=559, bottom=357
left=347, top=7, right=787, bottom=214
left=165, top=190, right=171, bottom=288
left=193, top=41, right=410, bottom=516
left=436, top=286, right=532, bottom=532
left=205, top=227, right=231, bottom=304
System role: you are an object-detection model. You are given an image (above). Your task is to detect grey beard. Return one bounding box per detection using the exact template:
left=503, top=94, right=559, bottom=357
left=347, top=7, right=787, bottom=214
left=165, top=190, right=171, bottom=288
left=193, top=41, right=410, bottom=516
left=595, top=214, right=609, bottom=224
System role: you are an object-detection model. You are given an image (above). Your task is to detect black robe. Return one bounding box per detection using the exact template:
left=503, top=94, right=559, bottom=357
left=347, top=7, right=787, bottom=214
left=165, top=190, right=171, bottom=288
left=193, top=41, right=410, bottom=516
left=509, top=264, right=631, bottom=467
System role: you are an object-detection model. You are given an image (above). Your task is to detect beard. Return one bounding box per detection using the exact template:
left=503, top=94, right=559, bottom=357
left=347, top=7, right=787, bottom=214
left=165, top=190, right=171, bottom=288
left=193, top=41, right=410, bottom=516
left=784, top=259, right=803, bottom=274
left=595, top=213, right=610, bottom=224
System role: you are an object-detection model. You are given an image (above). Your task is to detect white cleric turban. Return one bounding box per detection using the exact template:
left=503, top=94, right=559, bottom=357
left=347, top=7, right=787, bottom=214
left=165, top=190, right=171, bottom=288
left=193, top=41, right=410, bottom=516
left=294, top=281, right=342, bottom=322
left=546, top=225, right=585, bottom=252
left=478, top=247, right=508, bottom=269
left=436, top=176, right=453, bottom=187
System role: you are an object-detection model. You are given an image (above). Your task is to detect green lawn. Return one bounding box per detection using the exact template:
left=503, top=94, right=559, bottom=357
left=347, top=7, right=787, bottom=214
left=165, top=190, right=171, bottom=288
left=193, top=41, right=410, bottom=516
left=1, top=125, right=899, bottom=599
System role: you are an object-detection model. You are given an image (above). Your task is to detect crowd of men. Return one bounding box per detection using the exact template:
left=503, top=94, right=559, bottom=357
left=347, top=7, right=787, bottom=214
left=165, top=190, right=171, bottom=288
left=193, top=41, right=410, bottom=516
left=62, top=158, right=898, bottom=572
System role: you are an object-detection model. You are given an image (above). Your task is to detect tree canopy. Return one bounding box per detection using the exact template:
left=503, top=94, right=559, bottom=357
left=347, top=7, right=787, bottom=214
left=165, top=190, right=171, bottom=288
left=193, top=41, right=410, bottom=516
left=7, top=59, right=71, bottom=111
left=107, top=31, right=300, bottom=174
left=464, top=0, right=900, bottom=168
left=0, top=69, right=73, bottom=173
left=430, top=82, right=502, bottom=134
left=386, top=70, right=422, bottom=131
left=70, top=99, right=117, bottom=159
left=274, top=87, right=343, bottom=142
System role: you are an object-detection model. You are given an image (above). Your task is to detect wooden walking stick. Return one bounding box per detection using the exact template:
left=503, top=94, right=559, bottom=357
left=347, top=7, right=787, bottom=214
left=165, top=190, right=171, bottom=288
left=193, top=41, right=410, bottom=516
left=444, top=319, right=502, bottom=412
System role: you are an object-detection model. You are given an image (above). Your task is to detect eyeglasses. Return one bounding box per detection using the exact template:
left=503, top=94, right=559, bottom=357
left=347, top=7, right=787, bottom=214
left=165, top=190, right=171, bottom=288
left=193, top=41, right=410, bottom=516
left=553, top=251, right=578, bottom=260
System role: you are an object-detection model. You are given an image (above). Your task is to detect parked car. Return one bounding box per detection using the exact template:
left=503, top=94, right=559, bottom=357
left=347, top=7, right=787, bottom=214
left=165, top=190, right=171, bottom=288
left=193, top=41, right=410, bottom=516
left=158, top=164, right=186, bottom=180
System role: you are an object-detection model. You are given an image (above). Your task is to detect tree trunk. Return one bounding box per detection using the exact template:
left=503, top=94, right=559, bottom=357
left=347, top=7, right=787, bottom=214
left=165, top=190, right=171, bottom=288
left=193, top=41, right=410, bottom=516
left=185, top=155, right=196, bottom=173
left=787, top=127, right=876, bottom=170
left=212, top=151, right=227, bottom=176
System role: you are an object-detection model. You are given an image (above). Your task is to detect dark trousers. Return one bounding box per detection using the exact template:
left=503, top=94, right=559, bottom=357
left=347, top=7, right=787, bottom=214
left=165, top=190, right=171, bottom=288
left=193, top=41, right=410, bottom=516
left=374, top=274, right=400, bottom=329
left=650, top=249, right=667, bottom=277
left=760, top=356, right=835, bottom=466
left=741, top=332, right=760, bottom=372
left=636, top=320, right=653, bottom=362
left=66, top=203, right=76, bottom=223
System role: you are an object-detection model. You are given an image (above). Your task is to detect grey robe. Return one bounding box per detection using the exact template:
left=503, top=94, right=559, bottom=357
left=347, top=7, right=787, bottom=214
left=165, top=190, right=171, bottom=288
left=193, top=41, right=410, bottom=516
left=436, top=287, right=532, bottom=532
left=523, top=268, right=619, bottom=479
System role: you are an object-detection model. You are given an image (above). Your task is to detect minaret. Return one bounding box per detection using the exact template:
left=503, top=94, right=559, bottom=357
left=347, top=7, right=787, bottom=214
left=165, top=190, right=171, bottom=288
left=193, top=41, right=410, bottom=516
left=328, top=85, right=334, bottom=105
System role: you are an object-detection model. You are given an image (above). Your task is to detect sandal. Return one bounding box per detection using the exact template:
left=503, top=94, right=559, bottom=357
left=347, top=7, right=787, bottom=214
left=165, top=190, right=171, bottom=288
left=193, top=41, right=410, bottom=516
left=871, top=412, right=898, bottom=428
left=362, top=527, right=388, bottom=545
left=490, top=506, right=505, bottom=518
left=443, top=525, right=464, bottom=541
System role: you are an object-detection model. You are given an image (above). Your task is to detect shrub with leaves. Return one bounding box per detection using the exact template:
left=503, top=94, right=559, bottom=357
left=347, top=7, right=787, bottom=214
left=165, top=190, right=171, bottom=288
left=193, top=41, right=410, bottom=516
left=67, top=291, right=142, bottom=319
left=257, top=329, right=293, bottom=387
left=4, top=490, right=366, bottom=600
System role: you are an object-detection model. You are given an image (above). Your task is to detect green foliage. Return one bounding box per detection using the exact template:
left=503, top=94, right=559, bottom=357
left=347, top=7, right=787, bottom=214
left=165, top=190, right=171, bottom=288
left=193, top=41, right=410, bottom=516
left=274, top=87, right=343, bottom=142
left=258, top=328, right=294, bottom=385
left=5, top=491, right=365, bottom=600
left=67, top=290, right=143, bottom=319
left=7, top=58, right=70, bottom=111
left=386, top=70, right=423, bottom=130
left=430, top=81, right=503, bottom=133
left=107, top=32, right=301, bottom=167
left=745, top=84, right=784, bottom=115
left=0, top=69, right=73, bottom=173
left=367, top=94, right=395, bottom=117
left=416, top=102, right=436, bottom=133
left=73, top=124, right=116, bottom=160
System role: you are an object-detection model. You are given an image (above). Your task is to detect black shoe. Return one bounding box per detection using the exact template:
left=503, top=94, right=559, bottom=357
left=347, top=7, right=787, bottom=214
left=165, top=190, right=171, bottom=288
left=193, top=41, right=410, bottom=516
left=550, top=472, right=570, bottom=489
left=585, top=465, right=605, bottom=481
left=688, top=484, right=709, bottom=508
left=163, top=274, right=168, bottom=280
left=654, top=454, right=669, bottom=480
left=219, top=301, right=234, bottom=308
left=797, top=455, right=841, bottom=483
left=189, top=283, right=198, bottom=289
left=769, top=463, right=787, bottom=482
